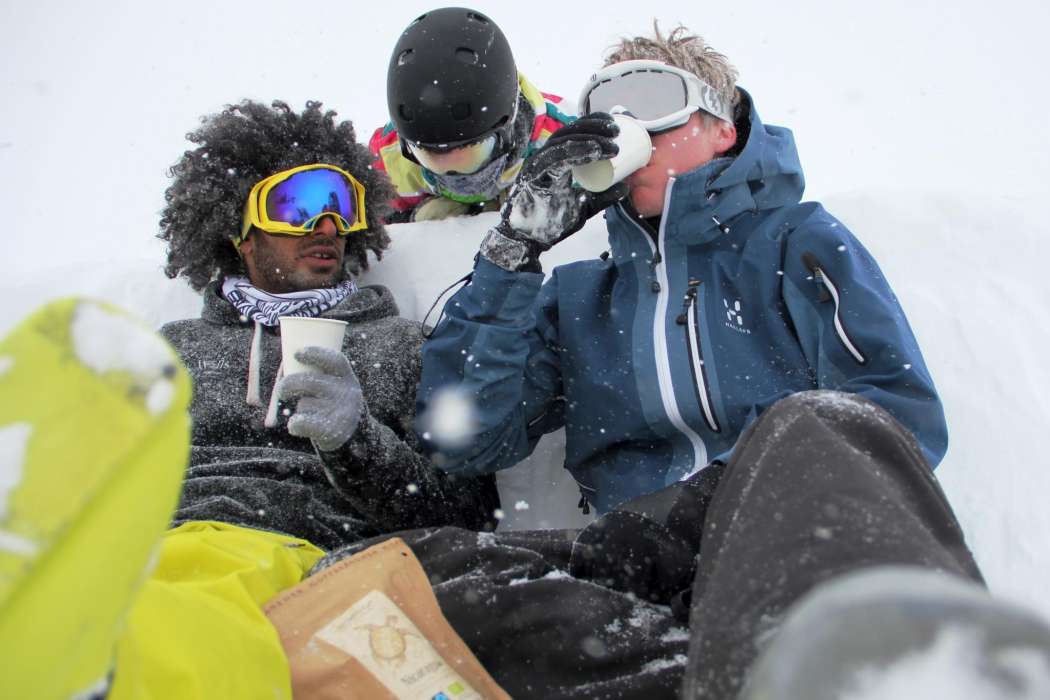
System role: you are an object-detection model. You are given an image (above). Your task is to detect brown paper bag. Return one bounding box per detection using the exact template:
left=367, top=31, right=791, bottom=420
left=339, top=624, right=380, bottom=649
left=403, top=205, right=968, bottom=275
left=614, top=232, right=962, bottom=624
left=264, top=537, right=511, bottom=700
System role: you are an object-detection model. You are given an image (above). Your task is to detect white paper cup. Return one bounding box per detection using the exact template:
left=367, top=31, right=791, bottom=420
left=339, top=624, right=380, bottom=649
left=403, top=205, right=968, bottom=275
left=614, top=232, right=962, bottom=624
left=571, top=114, right=652, bottom=193
left=279, top=317, right=348, bottom=376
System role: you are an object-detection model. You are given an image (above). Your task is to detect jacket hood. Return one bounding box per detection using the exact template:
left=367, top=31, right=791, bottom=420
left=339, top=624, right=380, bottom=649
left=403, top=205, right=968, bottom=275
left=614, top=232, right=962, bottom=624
left=609, top=88, right=806, bottom=250
left=200, top=280, right=401, bottom=327
left=706, top=88, right=805, bottom=212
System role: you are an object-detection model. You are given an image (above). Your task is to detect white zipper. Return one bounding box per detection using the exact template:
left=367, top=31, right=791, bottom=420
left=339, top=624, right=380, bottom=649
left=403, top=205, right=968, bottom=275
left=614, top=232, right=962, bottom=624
left=621, top=182, right=708, bottom=477
left=572, top=477, right=597, bottom=494
left=686, top=289, right=721, bottom=432
left=814, top=267, right=867, bottom=364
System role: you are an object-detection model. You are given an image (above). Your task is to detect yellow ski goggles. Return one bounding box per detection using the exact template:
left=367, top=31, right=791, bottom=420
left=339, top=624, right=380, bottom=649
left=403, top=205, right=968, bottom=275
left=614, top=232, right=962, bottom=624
left=238, top=164, right=368, bottom=246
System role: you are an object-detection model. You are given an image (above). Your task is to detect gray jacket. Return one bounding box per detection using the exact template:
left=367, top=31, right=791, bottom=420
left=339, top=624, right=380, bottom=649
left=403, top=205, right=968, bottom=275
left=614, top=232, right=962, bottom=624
left=160, top=282, right=500, bottom=549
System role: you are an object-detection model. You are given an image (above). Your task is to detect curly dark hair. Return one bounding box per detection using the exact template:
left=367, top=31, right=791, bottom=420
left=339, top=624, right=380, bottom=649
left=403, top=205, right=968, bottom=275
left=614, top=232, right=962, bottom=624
left=159, top=100, right=395, bottom=292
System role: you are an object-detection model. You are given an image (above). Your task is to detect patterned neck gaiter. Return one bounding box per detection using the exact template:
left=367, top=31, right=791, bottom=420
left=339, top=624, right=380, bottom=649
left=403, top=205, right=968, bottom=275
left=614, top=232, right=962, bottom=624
left=427, top=152, right=513, bottom=204
left=220, top=276, right=359, bottom=327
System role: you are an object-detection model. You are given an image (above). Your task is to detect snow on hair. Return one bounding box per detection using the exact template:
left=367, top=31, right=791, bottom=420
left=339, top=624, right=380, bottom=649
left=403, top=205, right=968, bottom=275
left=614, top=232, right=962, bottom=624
left=604, top=22, right=739, bottom=110
left=158, top=100, right=395, bottom=292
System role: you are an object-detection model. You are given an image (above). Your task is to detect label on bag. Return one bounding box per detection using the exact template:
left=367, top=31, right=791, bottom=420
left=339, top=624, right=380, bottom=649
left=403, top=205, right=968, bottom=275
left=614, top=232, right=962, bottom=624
left=316, top=589, right=481, bottom=700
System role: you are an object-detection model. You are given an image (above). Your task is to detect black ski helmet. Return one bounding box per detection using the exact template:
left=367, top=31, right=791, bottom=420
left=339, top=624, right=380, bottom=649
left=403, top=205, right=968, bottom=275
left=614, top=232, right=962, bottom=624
left=387, top=7, right=518, bottom=148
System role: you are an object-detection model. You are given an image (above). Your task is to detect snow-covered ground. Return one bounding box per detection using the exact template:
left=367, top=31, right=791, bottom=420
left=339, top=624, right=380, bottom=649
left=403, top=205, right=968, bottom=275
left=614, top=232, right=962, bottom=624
left=3, top=0, right=1049, bottom=630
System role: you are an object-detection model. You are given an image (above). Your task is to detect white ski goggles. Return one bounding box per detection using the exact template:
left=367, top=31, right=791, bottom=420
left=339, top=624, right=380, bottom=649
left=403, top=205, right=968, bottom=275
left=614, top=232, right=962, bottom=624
left=578, top=60, right=734, bottom=132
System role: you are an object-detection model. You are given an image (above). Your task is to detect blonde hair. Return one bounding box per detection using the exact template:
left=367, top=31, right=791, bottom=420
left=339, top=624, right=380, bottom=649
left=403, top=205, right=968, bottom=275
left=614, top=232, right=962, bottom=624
left=604, top=22, right=739, bottom=111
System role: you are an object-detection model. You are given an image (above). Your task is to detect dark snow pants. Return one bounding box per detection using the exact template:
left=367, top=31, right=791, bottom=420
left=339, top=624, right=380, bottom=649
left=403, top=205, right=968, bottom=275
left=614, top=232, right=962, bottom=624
left=679, top=391, right=983, bottom=699
left=374, top=527, right=691, bottom=699
left=328, top=391, right=981, bottom=699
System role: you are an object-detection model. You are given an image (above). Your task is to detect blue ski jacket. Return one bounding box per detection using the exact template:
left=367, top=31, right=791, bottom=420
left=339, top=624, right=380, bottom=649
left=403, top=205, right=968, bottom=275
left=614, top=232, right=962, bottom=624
left=418, top=90, right=948, bottom=513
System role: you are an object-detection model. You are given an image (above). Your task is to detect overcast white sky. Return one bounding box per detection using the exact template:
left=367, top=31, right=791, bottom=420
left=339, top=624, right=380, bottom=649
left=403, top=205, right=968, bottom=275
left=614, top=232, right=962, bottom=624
left=2, top=0, right=1048, bottom=271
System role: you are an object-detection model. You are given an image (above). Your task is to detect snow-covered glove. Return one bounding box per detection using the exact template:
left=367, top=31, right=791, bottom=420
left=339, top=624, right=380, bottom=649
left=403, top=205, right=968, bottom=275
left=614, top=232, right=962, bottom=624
left=480, top=112, right=630, bottom=271
left=277, top=346, right=363, bottom=452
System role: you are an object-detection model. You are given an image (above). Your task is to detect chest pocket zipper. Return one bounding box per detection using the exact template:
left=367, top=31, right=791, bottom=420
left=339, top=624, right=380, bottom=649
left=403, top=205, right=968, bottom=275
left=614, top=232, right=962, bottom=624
left=676, top=281, right=721, bottom=433
left=802, top=252, right=867, bottom=365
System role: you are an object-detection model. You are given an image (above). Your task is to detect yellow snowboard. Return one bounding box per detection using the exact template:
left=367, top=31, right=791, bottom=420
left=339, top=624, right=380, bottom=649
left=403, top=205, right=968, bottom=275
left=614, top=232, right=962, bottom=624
left=0, top=299, right=191, bottom=700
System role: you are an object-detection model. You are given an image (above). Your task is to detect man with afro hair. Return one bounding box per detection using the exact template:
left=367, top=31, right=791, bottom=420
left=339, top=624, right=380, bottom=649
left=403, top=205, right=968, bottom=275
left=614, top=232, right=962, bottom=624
left=0, top=100, right=503, bottom=700
left=157, top=99, right=500, bottom=550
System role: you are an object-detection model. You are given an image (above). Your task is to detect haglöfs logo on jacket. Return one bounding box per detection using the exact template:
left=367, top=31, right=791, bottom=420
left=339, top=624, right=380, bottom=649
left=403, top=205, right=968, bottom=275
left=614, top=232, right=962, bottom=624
left=196, top=357, right=232, bottom=372
left=723, top=298, right=751, bottom=334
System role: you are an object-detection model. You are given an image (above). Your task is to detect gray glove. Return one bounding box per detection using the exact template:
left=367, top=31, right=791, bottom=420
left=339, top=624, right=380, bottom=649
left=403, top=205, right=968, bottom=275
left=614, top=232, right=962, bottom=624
left=277, top=346, right=363, bottom=452
left=480, top=112, right=630, bottom=271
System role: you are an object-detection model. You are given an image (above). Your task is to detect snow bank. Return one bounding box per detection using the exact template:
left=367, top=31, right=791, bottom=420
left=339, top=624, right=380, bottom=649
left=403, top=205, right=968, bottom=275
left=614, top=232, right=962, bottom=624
left=0, top=259, right=200, bottom=337
left=823, top=190, right=1050, bottom=620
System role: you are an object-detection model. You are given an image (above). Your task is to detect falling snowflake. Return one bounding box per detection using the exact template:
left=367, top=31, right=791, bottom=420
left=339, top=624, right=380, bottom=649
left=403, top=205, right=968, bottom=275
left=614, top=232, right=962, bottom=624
left=421, top=386, right=478, bottom=449
left=581, top=635, right=608, bottom=658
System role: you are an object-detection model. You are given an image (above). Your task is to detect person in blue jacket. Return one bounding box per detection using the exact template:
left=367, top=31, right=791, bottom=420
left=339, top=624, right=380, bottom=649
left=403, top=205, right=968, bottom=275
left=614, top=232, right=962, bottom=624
left=417, top=24, right=948, bottom=514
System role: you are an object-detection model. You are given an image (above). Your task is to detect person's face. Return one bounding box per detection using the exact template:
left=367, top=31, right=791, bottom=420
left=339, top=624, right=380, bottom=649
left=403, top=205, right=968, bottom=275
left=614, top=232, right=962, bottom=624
left=238, top=215, right=347, bottom=293
left=626, top=112, right=737, bottom=218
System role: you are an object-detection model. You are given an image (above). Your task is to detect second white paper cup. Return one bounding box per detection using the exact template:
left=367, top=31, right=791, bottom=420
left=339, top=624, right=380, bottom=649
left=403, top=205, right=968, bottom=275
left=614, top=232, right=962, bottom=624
left=571, top=114, right=652, bottom=193
left=279, top=317, right=348, bottom=376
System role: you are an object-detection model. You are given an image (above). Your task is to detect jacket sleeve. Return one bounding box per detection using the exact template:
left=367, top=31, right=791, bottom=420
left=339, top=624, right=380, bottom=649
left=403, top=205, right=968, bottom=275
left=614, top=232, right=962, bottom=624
left=416, top=256, right=566, bottom=476
left=781, top=208, right=948, bottom=467
left=315, top=325, right=501, bottom=533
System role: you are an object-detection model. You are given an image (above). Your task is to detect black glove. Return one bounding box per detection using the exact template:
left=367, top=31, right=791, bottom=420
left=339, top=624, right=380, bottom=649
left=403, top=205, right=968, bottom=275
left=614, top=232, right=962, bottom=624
left=480, top=112, right=630, bottom=271
left=567, top=463, right=726, bottom=606
left=568, top=510, right=697, bottom=605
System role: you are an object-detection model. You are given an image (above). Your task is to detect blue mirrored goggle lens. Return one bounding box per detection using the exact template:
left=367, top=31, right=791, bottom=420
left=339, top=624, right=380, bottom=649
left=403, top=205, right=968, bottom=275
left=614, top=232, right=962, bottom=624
left=265, top=168, right=357, bottom=229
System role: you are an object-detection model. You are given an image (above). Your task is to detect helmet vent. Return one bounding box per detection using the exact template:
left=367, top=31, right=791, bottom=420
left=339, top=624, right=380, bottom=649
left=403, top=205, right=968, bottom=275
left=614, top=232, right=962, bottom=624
left=454, top=47, right=478, bottom=65
left=397, top=49, right=415, bottom=66
left=466, top=11, right=489, bottom=24
left=451, top=102, right=472, bottom=121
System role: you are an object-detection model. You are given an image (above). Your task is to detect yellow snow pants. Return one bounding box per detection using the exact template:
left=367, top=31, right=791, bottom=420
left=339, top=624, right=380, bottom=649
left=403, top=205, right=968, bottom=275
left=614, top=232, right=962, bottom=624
left=109, top=521, right=324, bottom=700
